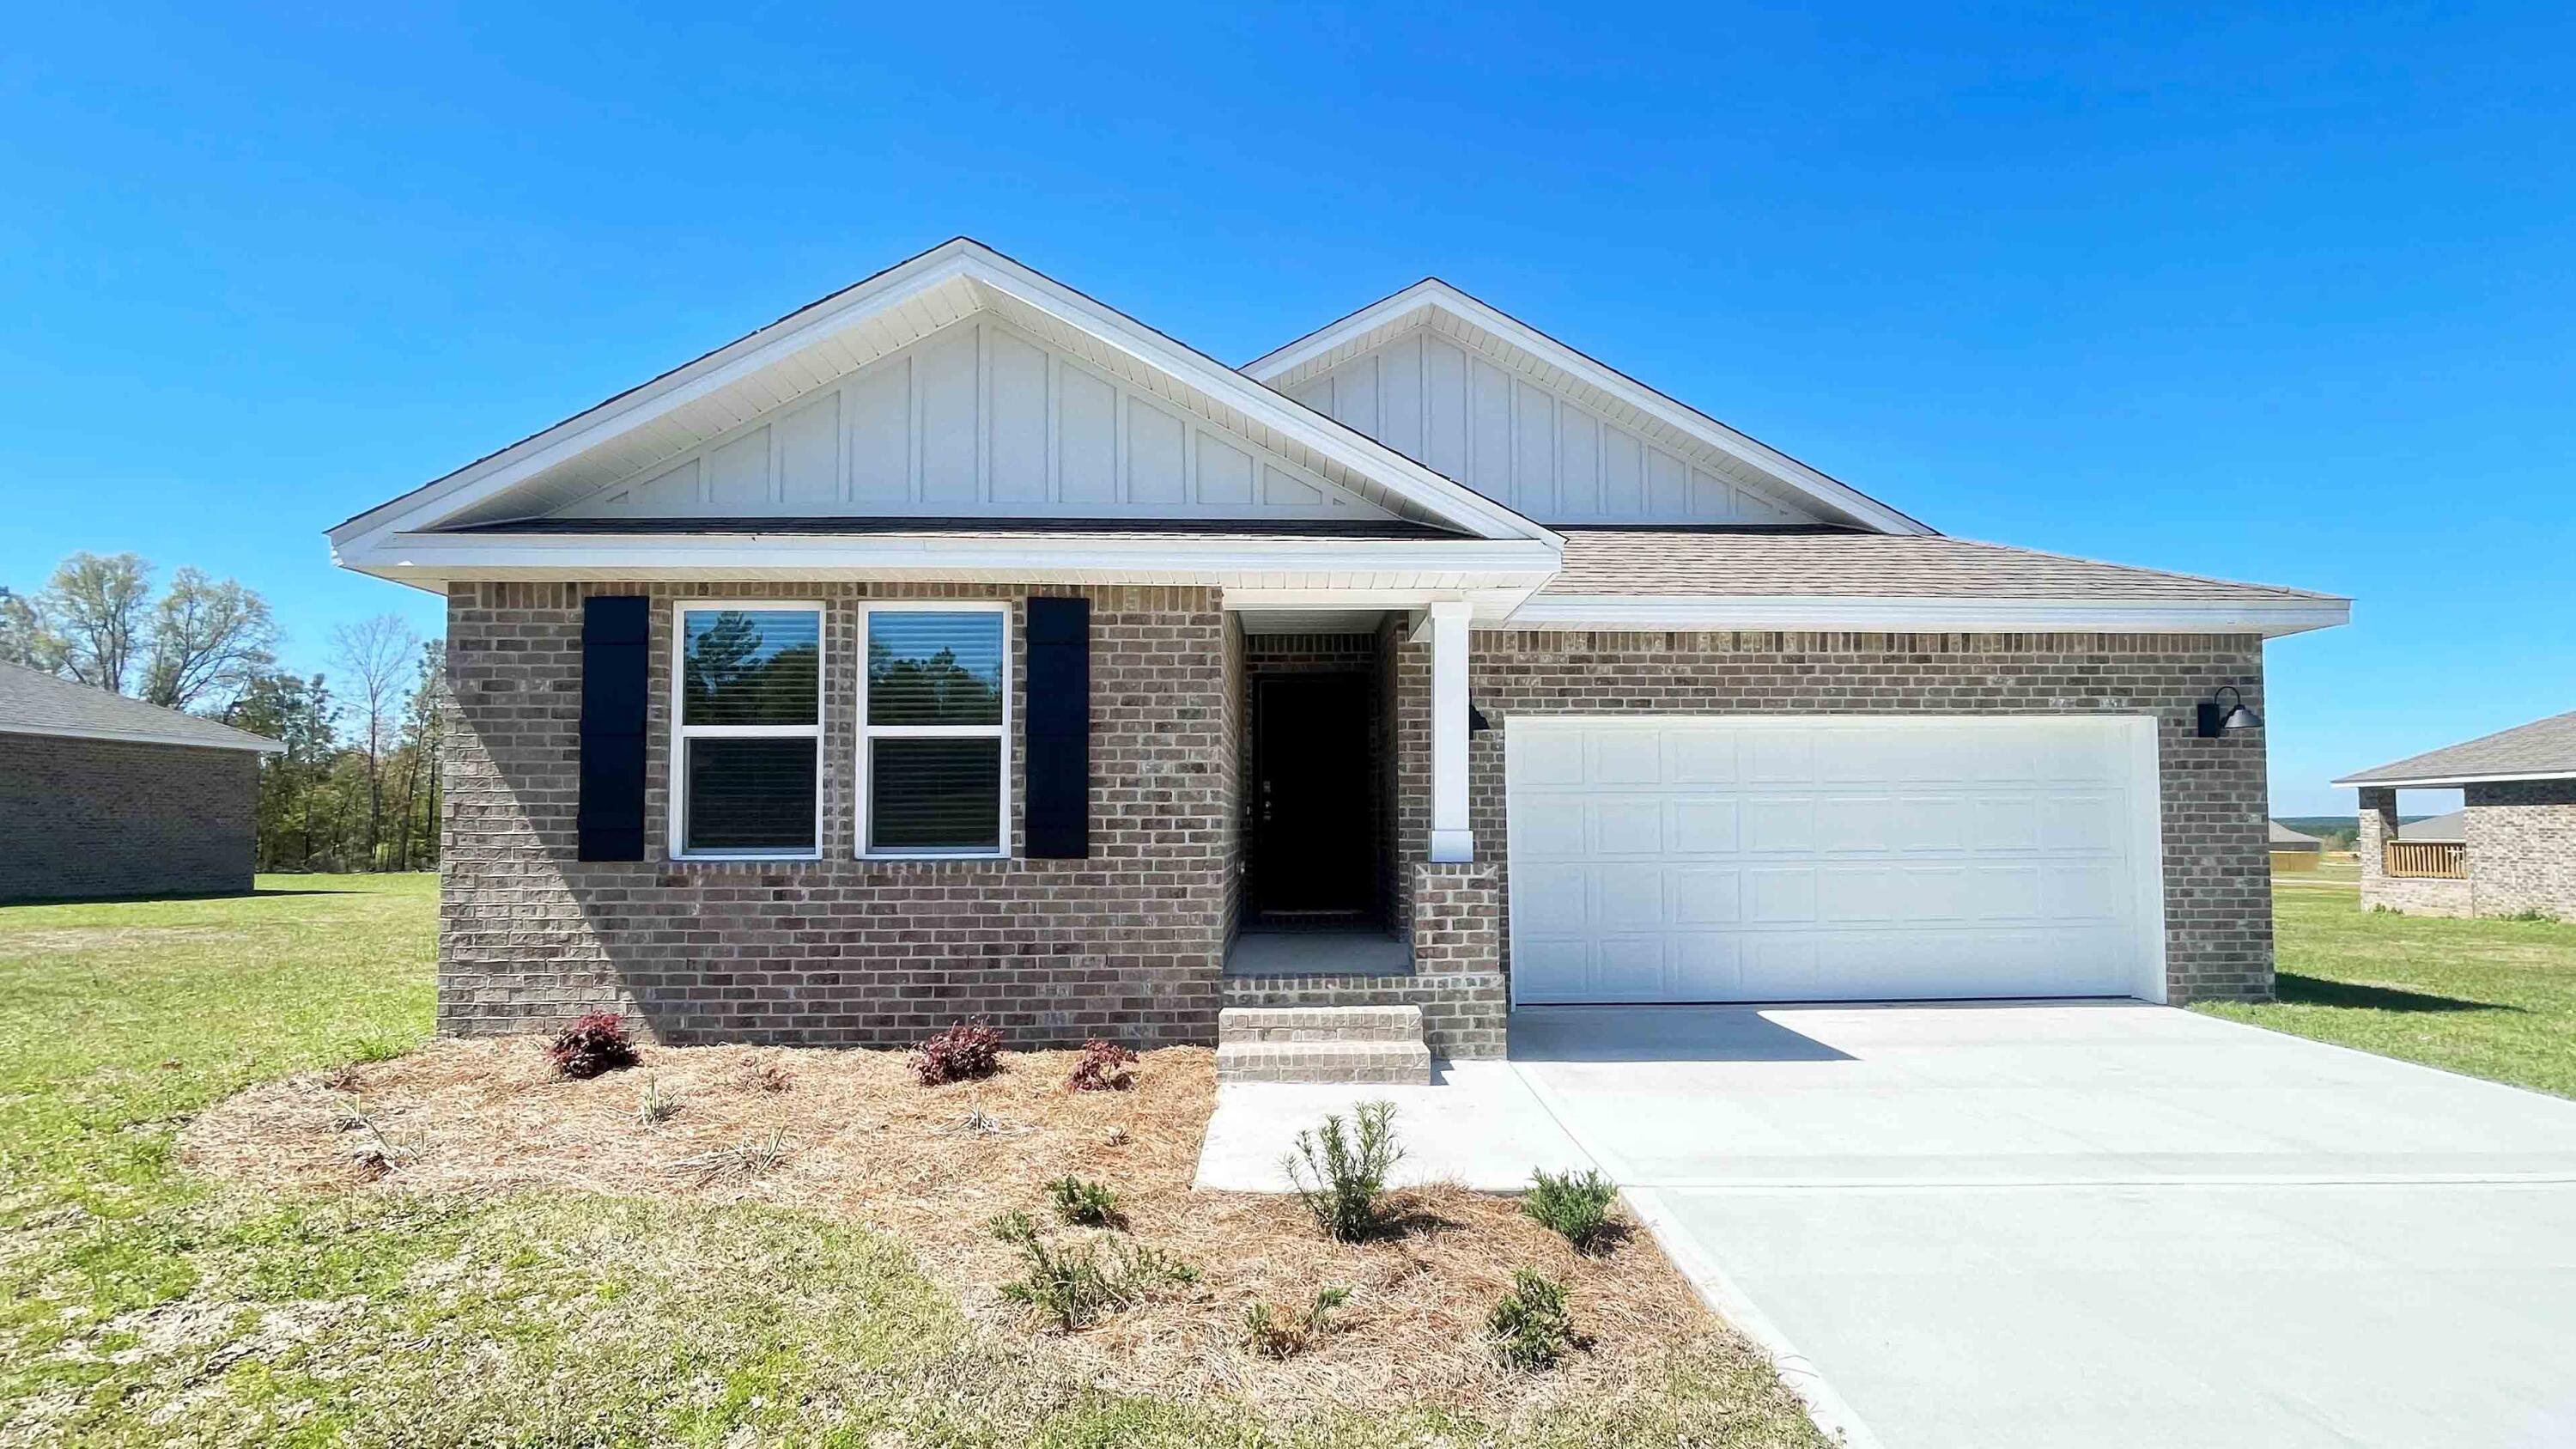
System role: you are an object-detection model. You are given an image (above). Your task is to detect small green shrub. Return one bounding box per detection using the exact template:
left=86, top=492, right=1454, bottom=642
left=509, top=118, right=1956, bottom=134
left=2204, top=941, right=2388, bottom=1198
left=1487, top=1268, right=1575, bottom=1371
left=1282, top=1100, right=1403, bottom=1242
left=989, top=1211, right=1198, bottom=1332
left=1520, top=1167, right=1619, bottom=1250
left=635, top=1072, right=682, bottom=1126
left=2503, top=908, right=2563, bottom=924
left=1046, top=1174, right=1122, bottom=1227
left=1241, top=1286, right=1350, bottom=1358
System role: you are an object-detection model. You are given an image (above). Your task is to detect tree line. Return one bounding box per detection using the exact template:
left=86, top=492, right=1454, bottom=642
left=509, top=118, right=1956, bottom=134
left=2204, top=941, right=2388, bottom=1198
left=3, top=551, right=447, bottom=874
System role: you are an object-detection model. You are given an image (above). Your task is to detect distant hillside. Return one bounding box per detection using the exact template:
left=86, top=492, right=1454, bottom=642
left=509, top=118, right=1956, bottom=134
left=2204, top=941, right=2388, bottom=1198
left=2273, top=813, right=2444, bottom=852
left=2275, top=815, right=2359, bottom=849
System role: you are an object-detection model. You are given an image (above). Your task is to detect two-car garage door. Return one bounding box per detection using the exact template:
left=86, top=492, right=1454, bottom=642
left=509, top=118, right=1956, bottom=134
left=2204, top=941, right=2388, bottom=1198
left=1504, top=716, right=2166, bottom=1005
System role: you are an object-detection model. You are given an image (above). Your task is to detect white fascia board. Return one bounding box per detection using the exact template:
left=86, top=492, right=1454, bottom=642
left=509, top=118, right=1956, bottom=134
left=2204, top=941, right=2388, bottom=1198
left=1505, top=594, right=2353, bottom=638
left=1245, top=279, right=1935, bottom=538
left=0, top=721, right=283, bottom=754
left=330, top=241, right=1556, bottom=557
left=1225, top=587, right=1534, bottom=623
left=337, top=530, right=1561, bottom=588
left=2333, top=769, right=2576, bottom=788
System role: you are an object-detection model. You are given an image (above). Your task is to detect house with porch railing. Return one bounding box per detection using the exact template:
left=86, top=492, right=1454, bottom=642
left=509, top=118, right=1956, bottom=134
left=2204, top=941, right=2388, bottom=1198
left=2335, top=710, right=2576, bottom=918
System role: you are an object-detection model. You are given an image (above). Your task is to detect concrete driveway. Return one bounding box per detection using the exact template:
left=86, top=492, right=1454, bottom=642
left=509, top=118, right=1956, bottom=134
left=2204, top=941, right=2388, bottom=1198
left=1511, top=1002, right=2576, bottom=1449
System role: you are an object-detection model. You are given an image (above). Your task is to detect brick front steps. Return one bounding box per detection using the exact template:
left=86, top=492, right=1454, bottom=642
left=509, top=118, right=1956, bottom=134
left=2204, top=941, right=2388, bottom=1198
left=1214, top=1005, right=1433, bottom=1085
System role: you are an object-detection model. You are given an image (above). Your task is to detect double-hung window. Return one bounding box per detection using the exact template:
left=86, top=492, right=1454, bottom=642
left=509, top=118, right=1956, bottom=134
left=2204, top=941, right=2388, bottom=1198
left=671, top=603, right=823, bottom=859
left=858, top=602, right=1008, bottom=857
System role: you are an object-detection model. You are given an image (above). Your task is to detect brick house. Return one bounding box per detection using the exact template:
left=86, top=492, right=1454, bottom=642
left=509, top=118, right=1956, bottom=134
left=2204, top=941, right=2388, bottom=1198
left=2336, top=711, right=2576, bottom=919
left=0, top=661, right=280, bottom=902
left=327, top=239, right=2348, bottom=1057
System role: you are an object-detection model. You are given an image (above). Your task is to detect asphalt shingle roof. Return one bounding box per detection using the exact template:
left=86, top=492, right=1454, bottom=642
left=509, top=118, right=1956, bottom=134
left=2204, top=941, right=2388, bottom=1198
left=1544, top=529, right=2342, bottom=601
left=2395, top=809, right=2467, bottom=843
left=0, top=662, right=281, bottom=752
left=2336, top=710, right=2576, bottom=786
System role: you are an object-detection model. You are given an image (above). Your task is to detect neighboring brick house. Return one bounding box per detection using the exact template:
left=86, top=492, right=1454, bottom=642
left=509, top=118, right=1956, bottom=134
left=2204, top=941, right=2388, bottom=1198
left=0, top=661, right=280, bottom=902
left=326, top=238, right=2348, bottom=1056
left=2337, top=712, right=2576, bottom=919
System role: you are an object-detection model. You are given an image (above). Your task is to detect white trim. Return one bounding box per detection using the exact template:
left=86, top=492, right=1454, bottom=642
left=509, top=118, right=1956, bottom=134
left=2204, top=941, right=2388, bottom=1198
left=1226, top=586, right=1536, bottom=621
left=334, top=529, right=1562, bottom=590
left=668, top=600, right=826, bottom=862
left=1426, top=600, right=1473, bottom=862
left=854, top=600, right=1012, bottom=861
left=327, top=240, right=1557, bottom=555
left=1244, top=279, right=1933, bottom=536
left=1505, top=594, right=2351, bottom=639
left=2334, top=769, right=2576, bottom=788
left=1500, top=713, right=2169, bottom=1008
left=0, top=720, right=282, bottom=754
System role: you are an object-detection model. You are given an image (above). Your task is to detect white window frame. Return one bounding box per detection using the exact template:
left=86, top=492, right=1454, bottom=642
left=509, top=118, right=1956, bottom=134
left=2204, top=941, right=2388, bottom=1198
left=855, top=600, right=1012, bottom=861
left=668, top=600, right=826, bottom=862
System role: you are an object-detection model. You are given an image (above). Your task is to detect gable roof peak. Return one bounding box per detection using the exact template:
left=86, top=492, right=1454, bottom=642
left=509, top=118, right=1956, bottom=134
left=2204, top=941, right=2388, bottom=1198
left=1245, top=275, right=1934, bottom=537
left=326, top=239, right=1554, bottom=558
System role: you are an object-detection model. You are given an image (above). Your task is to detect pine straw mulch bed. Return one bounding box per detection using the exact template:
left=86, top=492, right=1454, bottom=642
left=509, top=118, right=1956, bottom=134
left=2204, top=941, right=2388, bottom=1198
left=182, top=1038, right=1765, bottom=1426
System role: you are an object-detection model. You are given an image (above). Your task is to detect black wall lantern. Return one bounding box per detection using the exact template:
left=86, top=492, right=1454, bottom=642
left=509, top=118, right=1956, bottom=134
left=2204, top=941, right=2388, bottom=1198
left=2196, top=685, right=2261, bottom=738
left=1468, top=702, right=1492, bottom=735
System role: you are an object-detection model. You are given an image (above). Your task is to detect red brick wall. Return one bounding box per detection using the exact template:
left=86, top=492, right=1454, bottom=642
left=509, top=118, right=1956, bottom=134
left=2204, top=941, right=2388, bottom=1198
left=440, top=581, right=1232, bottom=1046
left=1393, top=628, right=2275, bottom=1004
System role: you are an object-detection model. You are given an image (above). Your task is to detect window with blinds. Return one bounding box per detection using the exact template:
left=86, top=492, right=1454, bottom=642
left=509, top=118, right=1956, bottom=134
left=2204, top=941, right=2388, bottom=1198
left=860, top=606, right=1008, bottom=855
left=672, top=606, right=823, bottom=857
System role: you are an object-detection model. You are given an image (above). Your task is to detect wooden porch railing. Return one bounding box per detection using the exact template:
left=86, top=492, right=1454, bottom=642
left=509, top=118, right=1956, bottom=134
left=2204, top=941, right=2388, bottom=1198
left=2385, top=841, right=2466, bottom=879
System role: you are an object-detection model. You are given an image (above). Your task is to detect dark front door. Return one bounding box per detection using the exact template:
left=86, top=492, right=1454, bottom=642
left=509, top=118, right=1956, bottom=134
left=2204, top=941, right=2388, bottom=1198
left=1252, top=674, right=1372, bottom=920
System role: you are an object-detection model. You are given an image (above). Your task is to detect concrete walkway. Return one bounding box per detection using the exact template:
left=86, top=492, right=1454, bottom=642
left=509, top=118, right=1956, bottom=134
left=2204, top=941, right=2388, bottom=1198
left=1512, top=1002, right=2576, bottom=1449
left=1194, top=1060, right=1593, bottom=1191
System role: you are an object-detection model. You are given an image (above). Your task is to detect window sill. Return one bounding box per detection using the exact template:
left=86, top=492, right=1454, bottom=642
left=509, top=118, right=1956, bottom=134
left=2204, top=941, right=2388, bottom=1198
left=855, top=851, right=1012, bottom=863
left=667, top=852, right=824, bottom=864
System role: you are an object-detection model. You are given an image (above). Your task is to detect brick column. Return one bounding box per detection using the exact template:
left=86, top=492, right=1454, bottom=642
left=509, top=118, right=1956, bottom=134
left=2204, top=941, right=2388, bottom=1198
left=2356, top=785, right=2398, bottom=910
left=1410, top=861, right=1507, bottom=1058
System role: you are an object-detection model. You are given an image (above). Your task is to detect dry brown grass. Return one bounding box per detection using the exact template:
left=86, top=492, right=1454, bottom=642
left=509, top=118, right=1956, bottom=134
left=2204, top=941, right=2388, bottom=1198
left=184, top=1038, right=1741, bottom=1423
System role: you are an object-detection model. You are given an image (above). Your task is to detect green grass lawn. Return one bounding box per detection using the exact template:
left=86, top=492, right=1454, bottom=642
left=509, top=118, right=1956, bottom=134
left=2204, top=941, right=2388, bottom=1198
left=0, top=876, right=1820, bottom=1448
left=2199, top=877, right=2576, bottom=1098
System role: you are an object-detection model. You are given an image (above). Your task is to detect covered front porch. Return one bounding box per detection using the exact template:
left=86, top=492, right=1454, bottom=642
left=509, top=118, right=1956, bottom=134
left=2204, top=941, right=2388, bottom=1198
left=1219, top=600, right=1505, bottom=1060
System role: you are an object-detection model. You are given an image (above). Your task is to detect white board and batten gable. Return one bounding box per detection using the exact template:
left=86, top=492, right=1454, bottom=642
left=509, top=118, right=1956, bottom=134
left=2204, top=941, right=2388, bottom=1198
left=557, top=315, right=1392, bottom=521
left=323, top=240, right=2346, bottom=641
left=1245, top=279, right=1931, bottom=534
left=1277, top=329, right=1814, bottom=526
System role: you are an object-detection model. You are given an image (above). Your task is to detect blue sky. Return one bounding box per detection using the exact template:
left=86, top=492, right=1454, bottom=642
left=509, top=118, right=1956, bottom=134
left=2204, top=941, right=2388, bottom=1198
left=3, top=3, right=2569, bottom=814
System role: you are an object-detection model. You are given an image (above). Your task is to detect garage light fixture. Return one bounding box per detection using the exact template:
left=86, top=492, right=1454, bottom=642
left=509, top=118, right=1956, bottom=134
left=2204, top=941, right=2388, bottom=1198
left=2196, top=686, right=2261, bottom=738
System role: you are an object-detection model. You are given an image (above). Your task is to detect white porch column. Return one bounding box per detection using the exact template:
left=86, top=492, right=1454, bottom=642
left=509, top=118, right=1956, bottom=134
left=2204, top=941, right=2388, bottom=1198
left=1425, top=600, right=1474, bottom=862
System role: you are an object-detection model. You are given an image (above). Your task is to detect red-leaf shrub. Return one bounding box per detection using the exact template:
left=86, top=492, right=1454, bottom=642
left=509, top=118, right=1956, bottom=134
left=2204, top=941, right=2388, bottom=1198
left=546, top=1012, right=639, bottom=1079
left=1066, top=1038, right=1138, bottom=1093
left=911, top=1020, right=1003, bottom=1086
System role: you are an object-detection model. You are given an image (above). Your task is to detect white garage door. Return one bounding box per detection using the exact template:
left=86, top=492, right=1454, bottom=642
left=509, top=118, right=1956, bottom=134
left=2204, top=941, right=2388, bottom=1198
left=1505, top=716, right=2166, bottom=1005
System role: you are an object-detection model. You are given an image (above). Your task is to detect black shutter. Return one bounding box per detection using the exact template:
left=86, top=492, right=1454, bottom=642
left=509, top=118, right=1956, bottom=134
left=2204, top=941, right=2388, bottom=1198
left=578, top=595, right=651, bottom=861
left=1024, top=595, right=1090, bottom=859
